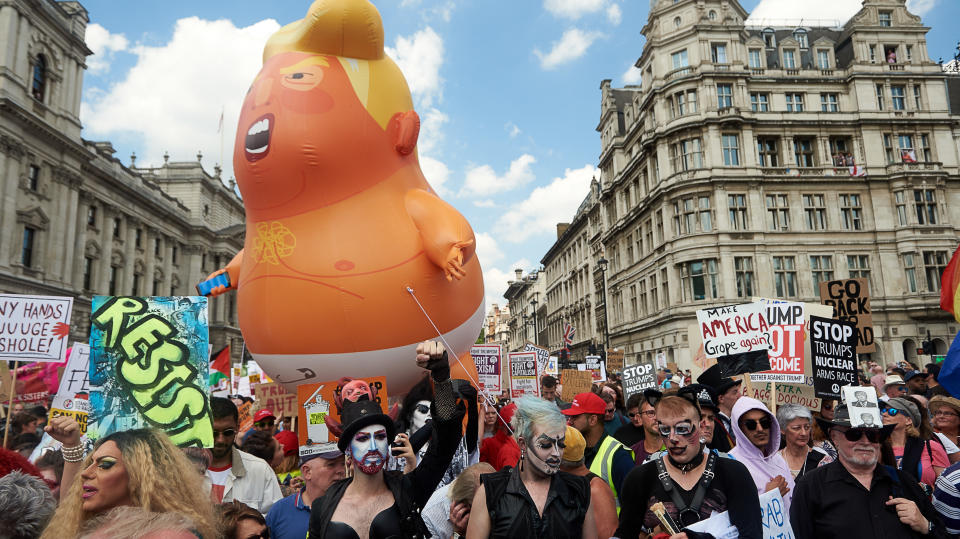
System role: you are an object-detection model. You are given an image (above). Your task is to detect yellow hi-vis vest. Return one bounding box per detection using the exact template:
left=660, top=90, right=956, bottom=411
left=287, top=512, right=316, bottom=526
left=588, top=435, right=634, bottom=514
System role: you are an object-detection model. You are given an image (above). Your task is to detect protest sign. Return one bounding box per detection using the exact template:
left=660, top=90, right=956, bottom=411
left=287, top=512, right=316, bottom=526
left=697, top=303, right=772, bottom=358
left=523, top=342, right=550, bottom=377
left=751, top=302, right=805, bottom=383
left=254, top=382, right=298, bottom=418
left=238, top=401, right=253, bottom=433
left=740, top=376, right=821, bottom=410
left=546, top=356, right=558, bottom=376
left=819, top=278, right=875, bottom=353
left=810, top=315, right=858, bottom=399
left=0, top=294, right=73, bottom=362
left=842, top=385, right=882, bottom=428
left=296, top=376, right=387, bottom=457
left=509, top=352, right=540, bottom=398
left=49, top=344, right=91, bottom=433
left=622, top=361, right=657, bottom=402
left=606, top=349, right=624, bottom=373
left=584, top=355, right=607, bottom=382
left=717, top=350, right=772, bottom=378
left=758, top=489, right=795, bottom=539
left=471, top=344, right=502, bottom=394
left=560, top=369, right=594, bottom=401
left=88, top=296, right=212, bottom=447
left=656, top=351, right=667, bottom=369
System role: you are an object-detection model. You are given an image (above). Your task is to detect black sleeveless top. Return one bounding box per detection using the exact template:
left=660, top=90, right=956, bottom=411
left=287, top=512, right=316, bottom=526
left=326, top=504, right=402, bottom=539
left=481, top=466, right=591, bottom=539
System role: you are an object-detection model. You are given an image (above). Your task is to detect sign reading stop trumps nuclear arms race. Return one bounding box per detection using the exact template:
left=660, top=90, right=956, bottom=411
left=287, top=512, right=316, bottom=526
left=810, top=315, right=858, bottom=399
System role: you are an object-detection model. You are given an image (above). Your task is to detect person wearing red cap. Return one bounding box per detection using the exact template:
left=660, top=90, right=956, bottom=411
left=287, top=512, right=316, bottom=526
left=562, top=392, right=635, bottom=514
left=273, top=430, right=300, bottom=494
left=254, top=409, right=277, bottom=435
left=479, top=403, right=521, bottom=470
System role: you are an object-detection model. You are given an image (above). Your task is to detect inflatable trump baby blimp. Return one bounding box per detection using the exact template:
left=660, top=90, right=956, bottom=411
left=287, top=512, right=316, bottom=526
left=198, top=0, right=484, bottom=394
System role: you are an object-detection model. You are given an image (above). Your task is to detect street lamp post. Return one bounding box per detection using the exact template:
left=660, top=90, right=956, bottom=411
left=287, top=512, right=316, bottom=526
left=530, top=298, right=539, bottom=345
left=597, top=256, right=610, bottom=352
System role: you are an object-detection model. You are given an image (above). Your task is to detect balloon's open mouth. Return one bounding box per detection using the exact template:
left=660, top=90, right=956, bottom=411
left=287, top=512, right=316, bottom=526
left=245, top=113, right=273, bottom=162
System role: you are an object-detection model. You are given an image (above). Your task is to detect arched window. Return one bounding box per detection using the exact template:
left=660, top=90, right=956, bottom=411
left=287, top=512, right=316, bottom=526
left=793, top=29, right=808, bottom=49
left=762, top=28, right=776, bottom=48
left=32, top=54, right=47, bottom=101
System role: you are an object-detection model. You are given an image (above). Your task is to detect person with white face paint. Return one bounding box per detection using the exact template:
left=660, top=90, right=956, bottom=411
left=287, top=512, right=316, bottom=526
left=308, top=341, right=465, bottom=539
left=466, top=395, right=598, bottom=539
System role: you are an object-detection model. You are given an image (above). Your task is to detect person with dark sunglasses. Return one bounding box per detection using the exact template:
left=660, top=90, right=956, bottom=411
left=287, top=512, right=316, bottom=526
left=729, top=396, right=795, bottom=511
left=791, top=404, right=948, bottom=538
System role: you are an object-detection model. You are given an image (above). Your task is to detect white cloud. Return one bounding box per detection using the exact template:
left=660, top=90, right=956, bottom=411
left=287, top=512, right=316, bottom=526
left=496, top=164, right=597, bottom=243
left=747, top=0, right=859, bottom=24
left=420, top=156, right=450, bottom=195
left=473, top=199, right=496, bottom=208
left=460, top=154, right=537, bottom=197
left=482, top=258, right=534, bottom=306
left=906, top=0, right=939, bottom=17
left=386, top=27, right=444, bottom=108
left=85, top=23, right=129, bottom=74
left=544, top=0, right=606, bottom=19
left=534, top=28, right=604, bottom=70
left=419, top=108, right=449, bottom=155
left=476, top=232, right=504, bottom=265
left=622, top=64, right=642, bottom=85
left=81, top=17, right=280, bottom=178
left=606, top=4, right=622, bottom=25
left=505, top=122, right=521, bottom=138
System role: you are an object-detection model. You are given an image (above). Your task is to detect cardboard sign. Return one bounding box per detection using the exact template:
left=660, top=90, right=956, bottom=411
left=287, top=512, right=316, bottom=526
left=238, top=401, right=253, bottom=433
left=606, top=349, right=625, bottom=373
left=697, top=303, right=771, bottom=358
left=509, top=352, right=540, bottom=398
left=88, top=296, right=212, bottom=447
left=523, top=342, right=550, bottom=377
left=49, top=343, right=91, bottom=433
left=842, top=385, right=882, bottom=428
left=758, top=489, right=795, bottom=539
left=296, top=376, right=388, bottom=457
left=0, top=294, right=73, bottom=362
left=622, top=361, right=657, bottom=402
left=740, top=377, right=821, bottom=410
left=253, top=382, right=298, bottom=418
left=819, top=278, right=875, bottom=353
left=560, top=369, right=594, bottom=402
left=810, top=315, right=858, bottom=399
left=471, top=344, right=502, bottom=394
left=583, top=355, right=607, bottom=382
left=751, top=302, right=805, bottom=383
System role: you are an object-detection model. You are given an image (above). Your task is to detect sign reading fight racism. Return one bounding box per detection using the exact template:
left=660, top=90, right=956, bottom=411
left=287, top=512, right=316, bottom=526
left=509, top=351, right=540, bottom=398
left=253, top=382, right=298, bottom=418
left=523, top=342, right=551, bottom=377
left=751, top=302, right=805, bottom=383
left=296, top=376, right=388, bottom=457
left=88, top=296, right=212, bottom=447
left=0, top=294, right=73, bottom=362
left=810, top=315, right=858, bottom=399
left=561, top=369, right=593, bottom=402
left=819, top=278, right=875, bottom=353
left=697, top=303, right=771, bottom=358
left=471, top=344, right=502, bottom=394
left=622, top=361, right=658, bottom=402
left=49, top=343, right=91, bottom=433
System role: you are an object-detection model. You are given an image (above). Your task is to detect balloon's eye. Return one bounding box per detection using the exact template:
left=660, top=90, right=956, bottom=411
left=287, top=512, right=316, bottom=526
left=290, top=73, right=306, bottom=80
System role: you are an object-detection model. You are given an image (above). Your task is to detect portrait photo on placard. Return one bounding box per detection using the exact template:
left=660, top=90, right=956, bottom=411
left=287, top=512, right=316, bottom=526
left=841, top=385, right=882, bottom=428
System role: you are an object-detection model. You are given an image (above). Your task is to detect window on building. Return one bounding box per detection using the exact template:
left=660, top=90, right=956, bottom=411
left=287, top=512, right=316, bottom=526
left=735, top=257, right=755, bottom=298
left=884, top=133, right=895, bottom=163
left=830, top=137, right=854, bottom=166
left=135, top=228, right=143, bottom=249
left=914, top=189, right=937, bottom=225
left=639, top=279, right=648, bottom=316
left=811, top=255, right=835, bottom=291
left=783, top=49, right=797, bottom=69
left=728, top=194, right=748, bottom=229
left=626, top=233, right=634, bottom=265
left=27, top=165, right=40, bottom=191
left=879, top=11, right=892, bottom=27
left=763, top=29, right=776, bottom=48
left=673, top=90, right=697, bottom=117
left=681, top=259, right=719, bottom=301
left=913, top=85, right=922, bottom=109
left=820, top=93, right=839, bottom=112
left=170, top=282, right=177, bottom=296
left=794, top=30, right=809, bottom=48
left=32, top=55, right=46, bottom=101
left=672, top=50, right=689, bottom=69
left=904, top=253, right=918, bottom=293
left=113, top=217, right=122, bottom=239
left=817, top=49, right=831, bottom=69
left=803, top=194, right=827, bottom=230
left=109, top=266, right=118, bottom=295
left=750, top=93, right=769, bottom=112
left=757, top=137, right=779, bottom=167
left=749, top=49, right=763, bottom=68
left=920, top=134, right=931, bottom=161
left=132, top=273, right=141, bottom=295
left=644, top=220, right=653, bottom=251
left=661, top=268, right=669, bottom=306
left=674, top=16, right=682, bottom=28
left=650, top=274, right=659, bottom=309
left=793, top=137, right=815, bottom=167
left=87, top=205, right=97, bottom=226
left=671, top=138, right=703, bottom=171
left=154, top=238, right=161, bottom=256
left=21, top=227, right=35, bottom=267
left=629, top=284, right=637, bottom=318
left=899, top=134, right=916, bottom=162
left=655, top=210, right=664, bottom=244
left=711, top=43, right=728, bottom=63
left=674, top=196, right=713, bottom=235
left=766, top=194, right=790, bottom=230
left=870, top=45, right=877, bottom=63
left=876, top=84, right=885, bottom=110
left=83, top=256, right=94, bottom=290
left=891, top=86, right=906, bottom=110
left=773, top=256, right=798, bottom=297
left=717, top=84, right=733, bottom=109
left=924, top=251, right=948, bottom=292
left=906, top=44, right=913, bottom=62
left=722, top=134, right=740, bottom=166
left=895, top=191, right=908, bottom=225
left=839, top=194, right=863, bottom=230
left=172, top=245, right=178, bottom=264
left=848, top=255, right=871, bottom=280
left=153, top=278, right=162, bottom=296
left=786, top=93, right=804, bottom=112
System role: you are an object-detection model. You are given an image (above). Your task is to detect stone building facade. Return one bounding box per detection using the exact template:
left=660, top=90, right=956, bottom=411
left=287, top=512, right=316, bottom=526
left=503, top=269, right=546, bottom=353
left=0, top=0, right=245, bottom=361
left=593, top=0, right=959, bottom=369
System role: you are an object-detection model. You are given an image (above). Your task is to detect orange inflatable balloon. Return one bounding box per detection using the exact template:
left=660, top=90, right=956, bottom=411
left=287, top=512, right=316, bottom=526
left=199, top=0, right=483, bottom=393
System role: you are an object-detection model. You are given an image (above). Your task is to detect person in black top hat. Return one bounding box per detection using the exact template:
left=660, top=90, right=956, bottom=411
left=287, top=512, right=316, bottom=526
left=680, top=383, right=733, bottom=453
left=697, top=364, right=742, bottom=446
left=309, top=341, right=465, bottom=539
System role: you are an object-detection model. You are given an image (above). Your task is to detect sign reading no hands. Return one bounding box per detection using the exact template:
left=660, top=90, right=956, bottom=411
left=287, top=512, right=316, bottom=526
left=697, top=303, right=772, bottom=358
left=622, top=361, right=657, bottom=402
left=810, top=315, right=858, bottom=399
left=471, top=344, right=502, bottom=394
left=509, top=352, right=540, bottom=399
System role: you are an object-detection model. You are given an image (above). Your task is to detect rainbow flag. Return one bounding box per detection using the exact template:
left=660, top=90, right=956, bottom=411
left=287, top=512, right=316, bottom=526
left=941, top=245, right=960, bottom=323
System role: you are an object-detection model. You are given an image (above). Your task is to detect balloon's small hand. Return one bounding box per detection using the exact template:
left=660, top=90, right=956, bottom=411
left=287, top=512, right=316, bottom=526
left=52, top=322, right=70, bottom=339
left=443, top=240, right=473, bottom=281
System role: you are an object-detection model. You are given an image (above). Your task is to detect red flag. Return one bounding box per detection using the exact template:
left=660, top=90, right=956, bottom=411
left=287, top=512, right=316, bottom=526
left=941, top=245, right=960, bottom=323
left=210, top=345, right=231, bottom=376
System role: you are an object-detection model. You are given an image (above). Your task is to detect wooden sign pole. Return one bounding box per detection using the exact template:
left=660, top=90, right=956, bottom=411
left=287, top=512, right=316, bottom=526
left=3, top=361, right=20, bottom=449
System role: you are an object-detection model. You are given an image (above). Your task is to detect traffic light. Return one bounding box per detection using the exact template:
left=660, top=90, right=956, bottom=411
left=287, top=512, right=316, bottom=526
left=922, top=339, right=935, bottom=355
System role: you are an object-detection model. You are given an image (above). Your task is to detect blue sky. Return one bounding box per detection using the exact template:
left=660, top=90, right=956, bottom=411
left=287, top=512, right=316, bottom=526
left=77, top=0, right=956, bottom=309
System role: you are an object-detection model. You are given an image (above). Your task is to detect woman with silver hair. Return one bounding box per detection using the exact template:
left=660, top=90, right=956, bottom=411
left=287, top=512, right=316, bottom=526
left=467, top=395, right=597, bottom=538
left=777, top=404, right=831, bottom=480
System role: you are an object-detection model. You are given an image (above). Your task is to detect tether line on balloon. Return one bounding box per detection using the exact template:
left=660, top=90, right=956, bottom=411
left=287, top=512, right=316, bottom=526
left=405, top=286, right=514, bottom=435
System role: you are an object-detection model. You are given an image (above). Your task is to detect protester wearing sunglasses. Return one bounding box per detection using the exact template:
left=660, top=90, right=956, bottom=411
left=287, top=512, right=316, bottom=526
left=615, top=395, right=762, bottom=538
left=729, top=396, right=795, bottom=510
left=882, top=397, right=950, bottom=489
left=614, top=390, right=665, bottom=464
left=791, top=404, right=948, bottom=538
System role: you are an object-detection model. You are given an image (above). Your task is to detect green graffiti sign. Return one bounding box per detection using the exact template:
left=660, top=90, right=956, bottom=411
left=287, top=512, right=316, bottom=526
left=89, top=296, right=212, bottom=447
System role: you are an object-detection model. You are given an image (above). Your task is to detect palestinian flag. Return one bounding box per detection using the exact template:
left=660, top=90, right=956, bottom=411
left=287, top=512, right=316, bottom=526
left=209, top=345, right=231, bottom=387
left=941, top=245, right=960, bottom=323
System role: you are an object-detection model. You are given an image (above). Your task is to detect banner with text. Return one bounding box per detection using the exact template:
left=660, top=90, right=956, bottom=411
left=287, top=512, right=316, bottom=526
left=471, top=344, right=502, bottom=394
left=810, top=315, right=858, bottom=399
left=509, top=352, right=540, bottom=398
left=819, top=278, right=875, bottom=353
left=583, top=355, right=607, bottom=382
left=606, top=349, right=625, bottom=373
left=751, top=302, right=805, bottom=383
left=740, top=376, right=822, bottom=410
left=253, top=382, right=298, bottom=418
left=523, top=343, right=550, bottom=377
left=0, top=294, right=73, bottom=362
left=297, top=376, right=388, bottom=457
left=758, top=489, right=795, bottom=539
left=697, top=303, right=772, bottom=358
left=622, top=361, right=658, bottom=402
left=49, top=343, right=91, bottom=433
left=560, top=369, right=594, bottom=402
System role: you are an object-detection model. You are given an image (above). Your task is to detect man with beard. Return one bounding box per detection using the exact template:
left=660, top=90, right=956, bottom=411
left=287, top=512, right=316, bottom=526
left=791, top=404, right=948, bottom=538
left=729, top=397, right=794, bottom=510
left=309, top=341, right=464, bottom=538
left=616, top=395, right=761, bottom=538
left=207, top=397, right=284, bottom=513
left=467, top=395, right=597, bottom=538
